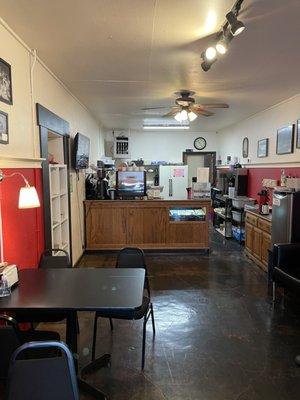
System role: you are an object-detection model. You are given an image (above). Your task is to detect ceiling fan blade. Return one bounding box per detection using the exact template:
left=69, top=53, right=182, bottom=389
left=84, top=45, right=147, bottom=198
left=192, top=107, right=214, bottom=117
left=141, top=106, right=169, bottom=110
left=162, top=108, right=180, bottom=118
left=195, top=103, right=229, bottom=109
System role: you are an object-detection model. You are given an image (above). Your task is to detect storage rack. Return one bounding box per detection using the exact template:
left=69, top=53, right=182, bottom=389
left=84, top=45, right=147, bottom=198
left=49, top=164, right=70, bottom=256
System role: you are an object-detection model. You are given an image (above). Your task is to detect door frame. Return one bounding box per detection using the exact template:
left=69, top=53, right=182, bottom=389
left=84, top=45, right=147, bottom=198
left=36, top=103, right=73, bottom=264
left=182, top=151, right=216, bottom=184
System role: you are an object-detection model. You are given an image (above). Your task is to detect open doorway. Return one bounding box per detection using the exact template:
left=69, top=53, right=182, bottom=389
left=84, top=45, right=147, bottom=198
left=182, top=151, right=216, bottom=185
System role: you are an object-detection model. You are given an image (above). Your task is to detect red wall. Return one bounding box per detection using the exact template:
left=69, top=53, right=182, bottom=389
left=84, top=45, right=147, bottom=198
left=248, top=167, right=300, bottom=201
left=0, top=168, right=44, bottom=269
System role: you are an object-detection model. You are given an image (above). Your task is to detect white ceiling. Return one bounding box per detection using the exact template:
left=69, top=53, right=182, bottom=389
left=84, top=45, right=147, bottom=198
left=1, top=0, right=300, bottom=131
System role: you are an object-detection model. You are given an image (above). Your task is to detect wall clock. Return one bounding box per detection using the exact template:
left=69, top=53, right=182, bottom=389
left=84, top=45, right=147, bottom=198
left=194, top=137, right=207, bottom=150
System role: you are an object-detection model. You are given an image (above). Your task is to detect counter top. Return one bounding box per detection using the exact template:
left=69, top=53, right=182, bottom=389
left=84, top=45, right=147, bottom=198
left=245, top=209, right=272, bottom=222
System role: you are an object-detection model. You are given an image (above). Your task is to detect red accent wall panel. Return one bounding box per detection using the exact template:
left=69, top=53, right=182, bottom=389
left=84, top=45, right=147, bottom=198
left=0, top=168, right=44, bottom=269
left=248, top=167, right=300, bottom=200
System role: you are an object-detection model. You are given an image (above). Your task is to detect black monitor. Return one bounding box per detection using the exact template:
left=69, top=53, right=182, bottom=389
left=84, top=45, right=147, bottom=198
left=116, top=171, right=146, bottom=198
left=73, top=133, right=90, bottom=170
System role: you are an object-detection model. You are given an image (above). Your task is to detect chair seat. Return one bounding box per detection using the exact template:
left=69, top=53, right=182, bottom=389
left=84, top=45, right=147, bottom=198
left=274, top=267, right=300, bottom=291
left=96, top=296, right=150, bottom=320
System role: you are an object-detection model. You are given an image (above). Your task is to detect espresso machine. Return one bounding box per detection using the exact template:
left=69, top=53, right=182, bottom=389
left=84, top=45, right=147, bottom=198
left=85, top=159, right=115, bottom=200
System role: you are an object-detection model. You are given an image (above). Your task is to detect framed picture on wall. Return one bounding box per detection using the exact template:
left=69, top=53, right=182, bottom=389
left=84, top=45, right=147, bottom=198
left=257, top=138, right=268, bottom=158
left=276, top=124, right=294, bottom=155
left=0, top=58, right=13, bottom=105
left=297, top=119, right=300, bottom=149
left=0, top=110, right=9, bottom=144
left=242, top=137, right=249, bottom=158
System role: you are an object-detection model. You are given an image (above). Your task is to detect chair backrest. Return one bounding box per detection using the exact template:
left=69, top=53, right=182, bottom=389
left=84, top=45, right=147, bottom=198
left=116, top=247, right=151, bottom=296
left=6, top=341, right=79, bottom=400
left=0, top=316, right=20, bottom=381
left=39, top=249, right=71, bottom=269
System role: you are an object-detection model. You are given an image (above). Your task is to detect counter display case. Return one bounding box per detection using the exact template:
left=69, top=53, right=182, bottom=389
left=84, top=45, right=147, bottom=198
left=169, top=207, right=206, bottom=222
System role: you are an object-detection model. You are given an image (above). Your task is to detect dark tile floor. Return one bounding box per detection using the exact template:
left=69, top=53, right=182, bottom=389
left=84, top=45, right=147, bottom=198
left=49, top=233, right=300, bottom=399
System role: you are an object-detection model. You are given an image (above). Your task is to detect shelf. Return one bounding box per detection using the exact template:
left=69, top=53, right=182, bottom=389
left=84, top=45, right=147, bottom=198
left=61, top=217, right=68, bottom=224
left=215, top=228, right=226, bottom=237
left=51, top=194, right=60, bottom=199
left=214, top=211, right=230, bottom=220
left=52, top=221, right=61, bottom=229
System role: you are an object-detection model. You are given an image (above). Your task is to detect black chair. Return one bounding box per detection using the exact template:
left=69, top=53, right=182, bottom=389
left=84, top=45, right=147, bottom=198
left=271, top=243, right=300, bottom=366
left=15, top=248, right=79, bottom=331
left=91, top=247, right=155, bottom=370
left=272, top=243, right=300, bottom=302
left=39, top=248, right=71, bottom=269
left=6, top=341, right=79, bottom=400
left=0, top=315, right=60, bottom=382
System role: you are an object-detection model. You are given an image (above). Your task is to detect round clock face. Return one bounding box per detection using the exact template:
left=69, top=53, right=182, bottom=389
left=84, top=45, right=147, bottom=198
left=194, top=137, right=207, bottom=150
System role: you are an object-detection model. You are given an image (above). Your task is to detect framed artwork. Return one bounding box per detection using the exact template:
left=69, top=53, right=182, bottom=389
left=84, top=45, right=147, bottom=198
left=257, top=138, right=268, bottom=158
left=276, top=124, right=294, bottom=155
left=297, top=119, right=300, bottom=149
left=0, top=110, right=9, bottom=144
left=242, top=137, right=249, bottom=158
left=0, top=58, right=13, bottom=105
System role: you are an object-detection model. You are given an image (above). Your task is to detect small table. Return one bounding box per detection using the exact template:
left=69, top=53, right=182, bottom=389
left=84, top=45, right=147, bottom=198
left=0, top=268, right=145, bottom=400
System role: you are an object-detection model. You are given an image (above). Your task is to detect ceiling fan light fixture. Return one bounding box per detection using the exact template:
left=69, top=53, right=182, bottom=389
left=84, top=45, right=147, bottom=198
left=180, top=109, right=188, bottom=121
left=226, top=11, right=245, bottom=36
left=205, top=46, right=217, bottom=61
left=188, top=111, right=197, bottom=122
left=174, top=112, right=183, bottom=122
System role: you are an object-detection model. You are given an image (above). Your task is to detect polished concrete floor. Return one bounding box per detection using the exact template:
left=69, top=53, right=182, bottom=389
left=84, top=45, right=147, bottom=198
left=35, top=233, right=300, bottom=398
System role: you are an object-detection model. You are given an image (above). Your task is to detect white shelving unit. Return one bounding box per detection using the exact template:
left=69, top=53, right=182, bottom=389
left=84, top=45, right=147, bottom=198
left=49, top=164, right=70, bottom=256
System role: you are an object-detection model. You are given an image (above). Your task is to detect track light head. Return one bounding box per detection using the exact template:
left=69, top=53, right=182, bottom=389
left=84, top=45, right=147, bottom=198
left=226, top=11, right=245, bottom=36
left=201, top=60, right=212, bottom=72
left=216, top=39, right=228, bottom=55
left=205, top=46, right=217, bottom=61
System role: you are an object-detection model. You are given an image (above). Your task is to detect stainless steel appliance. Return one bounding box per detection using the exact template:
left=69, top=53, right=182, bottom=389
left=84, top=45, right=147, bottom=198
left=271, top=188, right=300, bottom=244
left=216, top=168, right=248, bottom=196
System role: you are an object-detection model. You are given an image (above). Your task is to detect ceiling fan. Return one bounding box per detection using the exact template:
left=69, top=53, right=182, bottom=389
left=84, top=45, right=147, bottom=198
left=141, top=90, right=229, bottom=122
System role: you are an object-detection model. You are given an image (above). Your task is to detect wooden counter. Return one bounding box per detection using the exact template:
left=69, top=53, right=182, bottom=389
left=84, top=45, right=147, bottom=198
left=245, top=210, right=272, bottom=272
left=84, top=200, right=210, bottom=251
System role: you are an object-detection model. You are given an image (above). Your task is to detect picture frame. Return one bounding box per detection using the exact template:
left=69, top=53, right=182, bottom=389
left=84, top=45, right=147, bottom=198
left=276, top=124, right=294, bottom=155
left=297, top=119, right=300, bottom=149
left=242, top=137, right=249, bottom=158
left=257, top=138, right=268, bottom=158
left=0, top=58, right=13, bottom=105
left=0, top=110, right=9, bottom=144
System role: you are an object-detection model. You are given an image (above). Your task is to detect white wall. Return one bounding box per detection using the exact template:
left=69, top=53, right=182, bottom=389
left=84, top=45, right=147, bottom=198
left=0, top=19, right=104, bottom=264
left=106, top=129, right=218, bottom=163
left=217, top=94, right=300, bottom=166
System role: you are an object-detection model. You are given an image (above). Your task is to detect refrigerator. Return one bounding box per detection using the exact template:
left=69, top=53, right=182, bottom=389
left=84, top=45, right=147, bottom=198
left=271, top=188, right=300, bottom=244
left=159, top=165, right=188, bottom=200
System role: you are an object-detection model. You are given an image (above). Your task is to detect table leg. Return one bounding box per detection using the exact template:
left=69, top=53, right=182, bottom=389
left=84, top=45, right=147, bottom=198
left=66, top=311, right=109, bottom=400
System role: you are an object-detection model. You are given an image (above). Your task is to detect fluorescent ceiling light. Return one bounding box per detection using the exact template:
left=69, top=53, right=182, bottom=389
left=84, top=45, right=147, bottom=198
left=143, top=125, right=190, bottom=130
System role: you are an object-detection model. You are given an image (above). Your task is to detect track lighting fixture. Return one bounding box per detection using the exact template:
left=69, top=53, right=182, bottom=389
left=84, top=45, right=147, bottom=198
left=205, top=46, right=217, bottom=61
left=201, top=0, right=245, bottom=72
left=216, top=38, right=228, bottom=54
left=226, top=11, right=245, bottom=36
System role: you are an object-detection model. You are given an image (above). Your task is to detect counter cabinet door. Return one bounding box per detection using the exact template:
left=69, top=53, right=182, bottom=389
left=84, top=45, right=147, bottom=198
left=252, top=227, right=262, bottom=260
left=245, top=222, right=253, bottom=252
left=126, top=207, right=167, bottom=246
left=85, top=205, right=127, bottom=248
left=261, top=232, right=271, bottom=266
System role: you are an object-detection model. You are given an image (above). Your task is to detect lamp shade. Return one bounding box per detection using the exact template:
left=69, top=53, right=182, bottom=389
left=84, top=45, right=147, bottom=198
left=18, top=186, right=40, bottom=209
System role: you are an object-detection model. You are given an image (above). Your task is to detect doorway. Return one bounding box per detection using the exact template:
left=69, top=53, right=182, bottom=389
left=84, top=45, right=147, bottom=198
left=182, top=151, right=216, bottom=185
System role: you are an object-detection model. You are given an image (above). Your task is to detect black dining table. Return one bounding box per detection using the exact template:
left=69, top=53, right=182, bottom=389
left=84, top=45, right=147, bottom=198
left=0, top=267, right=145, bottom=400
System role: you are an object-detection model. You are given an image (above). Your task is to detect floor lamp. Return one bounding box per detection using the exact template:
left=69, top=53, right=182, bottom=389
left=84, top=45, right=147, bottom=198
left=0, top=169, right=40, bottom=264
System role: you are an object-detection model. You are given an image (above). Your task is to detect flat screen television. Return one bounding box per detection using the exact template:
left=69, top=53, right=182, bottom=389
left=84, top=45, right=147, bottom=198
left=116, top=171, right=146, bottom=198
left=73, top=133, right=90, bottom=170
